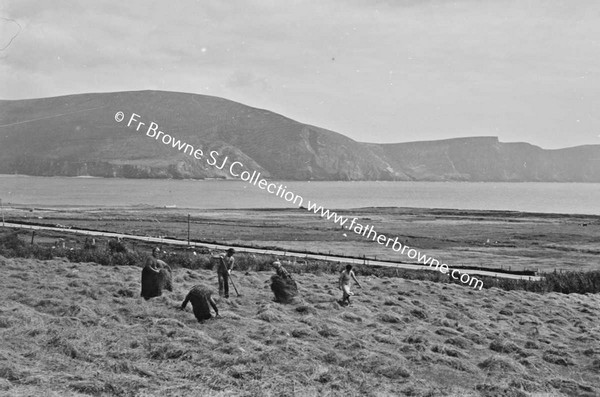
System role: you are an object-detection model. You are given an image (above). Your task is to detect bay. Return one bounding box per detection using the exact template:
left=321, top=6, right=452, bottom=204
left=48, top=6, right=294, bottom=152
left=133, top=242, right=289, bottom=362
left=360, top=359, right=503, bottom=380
left=0, top=175, right=598, bottom=215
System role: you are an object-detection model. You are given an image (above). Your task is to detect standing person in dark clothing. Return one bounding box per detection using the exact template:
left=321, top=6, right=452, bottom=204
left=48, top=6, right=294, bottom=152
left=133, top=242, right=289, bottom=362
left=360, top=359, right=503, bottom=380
left=216, top=248, right=235, bottom=298
left=180, top=284, right=219, bottom=321
left=141, top=247, right=173, bottom=300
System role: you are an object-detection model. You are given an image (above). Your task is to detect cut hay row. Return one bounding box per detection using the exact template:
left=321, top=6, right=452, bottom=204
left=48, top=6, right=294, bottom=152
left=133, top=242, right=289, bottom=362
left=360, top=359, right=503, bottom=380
left=0, top=255, right=598, bottom=396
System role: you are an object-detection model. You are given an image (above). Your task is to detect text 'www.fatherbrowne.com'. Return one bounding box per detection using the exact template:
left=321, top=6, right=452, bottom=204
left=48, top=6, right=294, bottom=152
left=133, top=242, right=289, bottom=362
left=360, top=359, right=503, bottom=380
left=115, top=111, right=483, bottom=290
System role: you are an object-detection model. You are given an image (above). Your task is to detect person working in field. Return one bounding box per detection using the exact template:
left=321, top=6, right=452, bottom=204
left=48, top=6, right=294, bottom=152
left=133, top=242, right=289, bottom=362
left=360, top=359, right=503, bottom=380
left=141, top=247, right=173, bottom=300
left=339, top=264, right=362, bottom=306
left=214, top=248, right=235, bottom=298
left=270, top=261, right=298, bottom=303
left=272, top=260, right=292, bottom=279
left=180, top=284, right=220, bottom=321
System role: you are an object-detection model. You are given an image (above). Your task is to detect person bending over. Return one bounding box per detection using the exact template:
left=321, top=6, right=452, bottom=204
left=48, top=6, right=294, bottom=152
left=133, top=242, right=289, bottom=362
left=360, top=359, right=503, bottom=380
left=270, top=261, right=298, bottom=303
left=180, top=284, right=220, bottom=322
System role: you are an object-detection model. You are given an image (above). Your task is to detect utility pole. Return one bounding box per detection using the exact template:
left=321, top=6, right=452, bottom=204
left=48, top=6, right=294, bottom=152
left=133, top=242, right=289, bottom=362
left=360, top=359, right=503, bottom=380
left=187, top=214, right=191, bottom=246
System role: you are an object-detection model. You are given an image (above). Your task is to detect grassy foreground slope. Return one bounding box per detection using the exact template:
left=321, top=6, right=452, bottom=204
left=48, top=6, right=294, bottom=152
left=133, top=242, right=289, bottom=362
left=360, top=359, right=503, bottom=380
left=1, top=256, right=599, bottom=397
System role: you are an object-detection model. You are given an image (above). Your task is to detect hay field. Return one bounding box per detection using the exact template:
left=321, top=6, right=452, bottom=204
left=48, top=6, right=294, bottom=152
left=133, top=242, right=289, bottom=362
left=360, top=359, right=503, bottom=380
left=1, top=255, right=599, bottom=397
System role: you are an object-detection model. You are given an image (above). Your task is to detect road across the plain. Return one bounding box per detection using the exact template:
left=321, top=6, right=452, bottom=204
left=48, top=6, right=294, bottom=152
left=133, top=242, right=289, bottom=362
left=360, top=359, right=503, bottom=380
left=2, top=221, right=542, bottom=281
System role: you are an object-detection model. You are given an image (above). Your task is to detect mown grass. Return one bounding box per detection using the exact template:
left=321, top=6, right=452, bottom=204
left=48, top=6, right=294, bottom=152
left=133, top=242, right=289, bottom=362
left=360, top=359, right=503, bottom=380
left=1, top=229, right=600, bottom=295
left=0, top=253, right=599, bottom=396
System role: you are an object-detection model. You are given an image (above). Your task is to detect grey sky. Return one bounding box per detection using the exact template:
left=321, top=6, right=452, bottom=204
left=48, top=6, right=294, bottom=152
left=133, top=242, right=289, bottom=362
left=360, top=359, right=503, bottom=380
left=1, top=0, right=599, bottom=149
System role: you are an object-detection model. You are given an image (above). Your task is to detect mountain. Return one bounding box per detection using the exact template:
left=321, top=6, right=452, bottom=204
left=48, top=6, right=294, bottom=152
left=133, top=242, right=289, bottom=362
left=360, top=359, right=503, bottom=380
left=1, top=90, right=599, bottom=181
left=379, top=137, right=600, bottom=182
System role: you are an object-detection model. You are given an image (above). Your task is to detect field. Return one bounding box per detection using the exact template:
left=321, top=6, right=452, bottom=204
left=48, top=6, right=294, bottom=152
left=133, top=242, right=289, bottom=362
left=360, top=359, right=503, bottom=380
left=4, top=205, right=600, bottom=273
left=1, top=205, right=599, bottom=396
left=1, top=254, right=599, bottom=397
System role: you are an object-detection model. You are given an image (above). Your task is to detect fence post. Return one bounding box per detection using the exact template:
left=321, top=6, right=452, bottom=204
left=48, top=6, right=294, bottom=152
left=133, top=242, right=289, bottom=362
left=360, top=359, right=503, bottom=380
left=31, top=230, right=35, bottom=245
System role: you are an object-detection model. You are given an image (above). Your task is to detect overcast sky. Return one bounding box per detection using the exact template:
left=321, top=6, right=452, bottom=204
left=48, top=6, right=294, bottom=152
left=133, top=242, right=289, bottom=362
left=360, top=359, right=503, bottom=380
left=1, top=0, right=599, bottom=149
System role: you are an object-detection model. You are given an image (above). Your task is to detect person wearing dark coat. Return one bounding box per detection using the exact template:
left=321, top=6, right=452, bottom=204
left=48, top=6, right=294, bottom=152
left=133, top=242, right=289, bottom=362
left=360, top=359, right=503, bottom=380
left=180, top=284, right=220, bottom=321
left=141, top=247, right=173, bottom=300
left=270, top=261, right=298, bottom=303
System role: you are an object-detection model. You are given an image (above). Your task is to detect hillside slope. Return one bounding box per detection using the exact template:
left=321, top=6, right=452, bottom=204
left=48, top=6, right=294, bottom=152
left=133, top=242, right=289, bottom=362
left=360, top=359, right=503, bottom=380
left=0, top=91, right=399, bottom=181
left=379, top=137, right=600, bottom=182
left=1, top=256, right=598, bottom=396
left=1, top=91, right=600, bottom=181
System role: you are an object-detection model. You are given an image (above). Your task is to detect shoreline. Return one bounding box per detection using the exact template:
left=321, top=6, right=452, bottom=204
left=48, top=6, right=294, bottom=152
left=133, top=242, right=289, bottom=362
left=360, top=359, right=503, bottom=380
left=3, top=172, right=600, bottom=184
left=3, top=202, right=600, bottom=218
left=2, top=176, right=600, bottom=216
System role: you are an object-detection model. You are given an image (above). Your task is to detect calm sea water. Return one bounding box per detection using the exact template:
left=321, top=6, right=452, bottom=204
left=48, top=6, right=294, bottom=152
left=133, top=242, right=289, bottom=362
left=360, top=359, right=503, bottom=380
left=0, top=175, right=599, bottom=215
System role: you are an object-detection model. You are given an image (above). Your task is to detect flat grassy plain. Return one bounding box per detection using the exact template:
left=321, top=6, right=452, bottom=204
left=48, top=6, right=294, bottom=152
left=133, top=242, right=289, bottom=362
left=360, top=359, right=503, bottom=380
left=5, top=205, right=600, bottom=273
left=1, top=254, right=599, bottom=397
